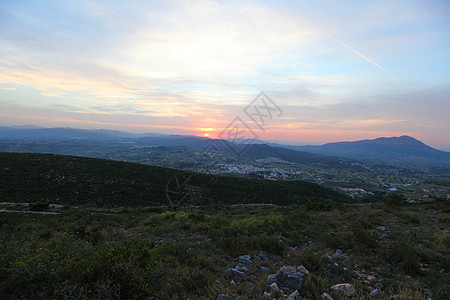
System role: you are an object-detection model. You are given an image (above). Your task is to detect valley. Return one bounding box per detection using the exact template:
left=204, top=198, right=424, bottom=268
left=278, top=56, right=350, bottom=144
left=1, top=137, right=448, bottom=203
left=0, top=131, right=449, bottom=299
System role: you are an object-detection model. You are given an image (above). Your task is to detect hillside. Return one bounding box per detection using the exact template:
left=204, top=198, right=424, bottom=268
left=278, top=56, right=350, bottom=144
left=0, top=153, right=448, bottom=300
left=1, top=193, right=448, bottom=299
left=0, top=138, right=368, bottom=172
left=0, top=152, right=349, bottom=207
left=237, top=144, right=365, bottom=171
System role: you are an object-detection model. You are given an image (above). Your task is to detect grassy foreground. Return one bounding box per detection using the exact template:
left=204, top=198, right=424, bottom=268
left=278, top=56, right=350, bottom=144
left=0, top=200, right=448, bottom=299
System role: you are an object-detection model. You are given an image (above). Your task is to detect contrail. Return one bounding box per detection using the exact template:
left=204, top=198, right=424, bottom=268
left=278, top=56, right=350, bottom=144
left=297, top=16, right=388, bottom=74
left=330, top=36, right=388, bottom=74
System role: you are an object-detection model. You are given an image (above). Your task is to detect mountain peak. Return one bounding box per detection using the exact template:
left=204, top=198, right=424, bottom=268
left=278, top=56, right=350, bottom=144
left=295, top=135, right=450, bottom=166
left=370, top=135, right=425, bottom=146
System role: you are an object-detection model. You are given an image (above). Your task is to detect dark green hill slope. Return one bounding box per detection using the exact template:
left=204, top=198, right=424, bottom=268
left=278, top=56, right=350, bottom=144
left=0, top=153, right=349, bottom=206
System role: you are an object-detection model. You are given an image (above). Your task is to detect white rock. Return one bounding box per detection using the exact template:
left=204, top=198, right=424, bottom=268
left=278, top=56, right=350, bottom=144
left=287, top=290, right=302, bottom=300
left=321, top=292, right=334, bottom=300
left=370, top=288, right=381, bottom=297
left=235, top=265, right=249, bottom=273
left=332, top=249, right=344, bottom=259
left=238, top=254, right=252, bottom=265
left=269, top=282, right=280, bottom=293
left=297, top=265, right=310, bottom=275
left=226, top=267, right=244, bottom=276
left=330, top=283, right=356, bottom=297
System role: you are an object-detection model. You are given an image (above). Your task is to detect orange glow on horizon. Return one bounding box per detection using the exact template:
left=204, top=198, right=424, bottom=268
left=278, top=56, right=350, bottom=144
left=199, top=128, right=214, bottom=132
left=1, top=111, right=440, bottom=148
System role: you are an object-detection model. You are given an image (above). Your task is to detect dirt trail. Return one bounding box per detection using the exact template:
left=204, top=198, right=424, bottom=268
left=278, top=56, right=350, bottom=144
left=0, top=209, right=60, bottom=215
left=0, top=202, right=63, bottom=214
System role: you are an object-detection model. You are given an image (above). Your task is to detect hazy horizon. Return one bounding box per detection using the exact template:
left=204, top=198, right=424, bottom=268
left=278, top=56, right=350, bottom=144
left=1, top=0, right=449, bottom=148
left=1, top=123, right=450, bottom=151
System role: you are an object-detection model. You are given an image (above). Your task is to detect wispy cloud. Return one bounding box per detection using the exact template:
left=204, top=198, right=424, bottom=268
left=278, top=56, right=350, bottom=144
left=0, top=0, right=448, bottom=147
left=75, top=97, right=120, bottom=104
left=40, top=91, right=66, bottom=97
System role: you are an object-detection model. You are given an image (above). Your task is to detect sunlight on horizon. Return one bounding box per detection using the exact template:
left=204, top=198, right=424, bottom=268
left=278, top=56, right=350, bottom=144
left=0, top=0, right=449, bottom=148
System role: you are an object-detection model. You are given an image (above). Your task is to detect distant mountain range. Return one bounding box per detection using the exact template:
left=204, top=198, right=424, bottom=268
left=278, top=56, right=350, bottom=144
left=0, top=126, right=448, bottom=167
left=0, top=126, right=358, bottom=170
left=0, top=126, right=166, bottom=140
left=284, top=136, right=450, bottom=166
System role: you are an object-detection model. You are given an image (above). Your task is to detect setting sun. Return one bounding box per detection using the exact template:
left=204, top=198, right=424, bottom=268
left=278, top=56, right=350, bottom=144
left=199, top=128, right=214, bottom=138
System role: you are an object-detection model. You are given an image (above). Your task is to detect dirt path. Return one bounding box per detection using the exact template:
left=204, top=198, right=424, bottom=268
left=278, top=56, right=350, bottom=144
left=0, top=209, right=60, bottom=215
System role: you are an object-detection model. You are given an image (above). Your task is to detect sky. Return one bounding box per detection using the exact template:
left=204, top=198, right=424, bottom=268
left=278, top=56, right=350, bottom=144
left=0, top=0, right=449, bottom=149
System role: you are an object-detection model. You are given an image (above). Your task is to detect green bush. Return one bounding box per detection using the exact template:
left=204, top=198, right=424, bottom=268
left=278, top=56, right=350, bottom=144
left=389, top=240, right=421, bottom=275
left=352, top=227, right=378, bottom=248
left=320, top=232, right=353, bottom=249
left=306, top=199, right=335, bottom=211
left=436, top=234, right=450, bottom=251
left=400, top=253, right=421, bottom=275
left=386, top=193, right=406, bottom=206
left=402, top=213, right=421, bottom=225
left=300, top=274, right=328, bottom=299
left=295, top=249, right=323, bottom=272
left=246, top=235, right=286, bottom=255
left=214, top=237, right=243, bottom=256
left=0, top=215, right=15, bottom=226
left=0, top=232, right=216, bottom=299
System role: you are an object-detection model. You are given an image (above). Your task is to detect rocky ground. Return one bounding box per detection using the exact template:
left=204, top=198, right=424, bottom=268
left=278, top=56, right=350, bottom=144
left=0, top=200, right=448, bottom=299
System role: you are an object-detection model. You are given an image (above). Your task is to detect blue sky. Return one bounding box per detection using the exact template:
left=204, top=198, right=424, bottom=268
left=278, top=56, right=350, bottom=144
left=0, top=0, right=449, bottom=149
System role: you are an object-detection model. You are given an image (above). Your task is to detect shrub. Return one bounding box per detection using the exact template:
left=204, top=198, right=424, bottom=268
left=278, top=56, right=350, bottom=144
left=320, top=232, right=353, bottom=249
left=30, top=201, right=50, bottom=211
left=390, top=240, right=409, bottom=263
left=246, top=235, right=287, bottom=255
left=436, top=234, right=450, bottom=251
left=214, top=237, right=243, bottom=257
left=300, top=274, right=328, bottom=299
left=352, top=227, right=378, bottom=249
left=295, top=249, right=323, bottom=272
left=401, top=252, right=421, bottom=274
left=0, top=215, right=14, bottom=225
left=390, top=240, right=421, bottom=275
left=164, top=267, right=213, bottom=297
left=402, top=213, right=421, bottom=225
left=306, top=199, right=335, bottom=211
left=188, top=212, right=206, bottom=222
left=386, top=193, right=406, bottom=206
left=288, top=228, right=307, bottom=246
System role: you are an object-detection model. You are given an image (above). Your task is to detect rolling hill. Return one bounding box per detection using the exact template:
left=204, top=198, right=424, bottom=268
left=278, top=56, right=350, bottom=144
left=0, top=126, right=368, bottom=171
left=0, top=152, right=349, bottom=207
left=3, top=126, right=448, bottom=169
